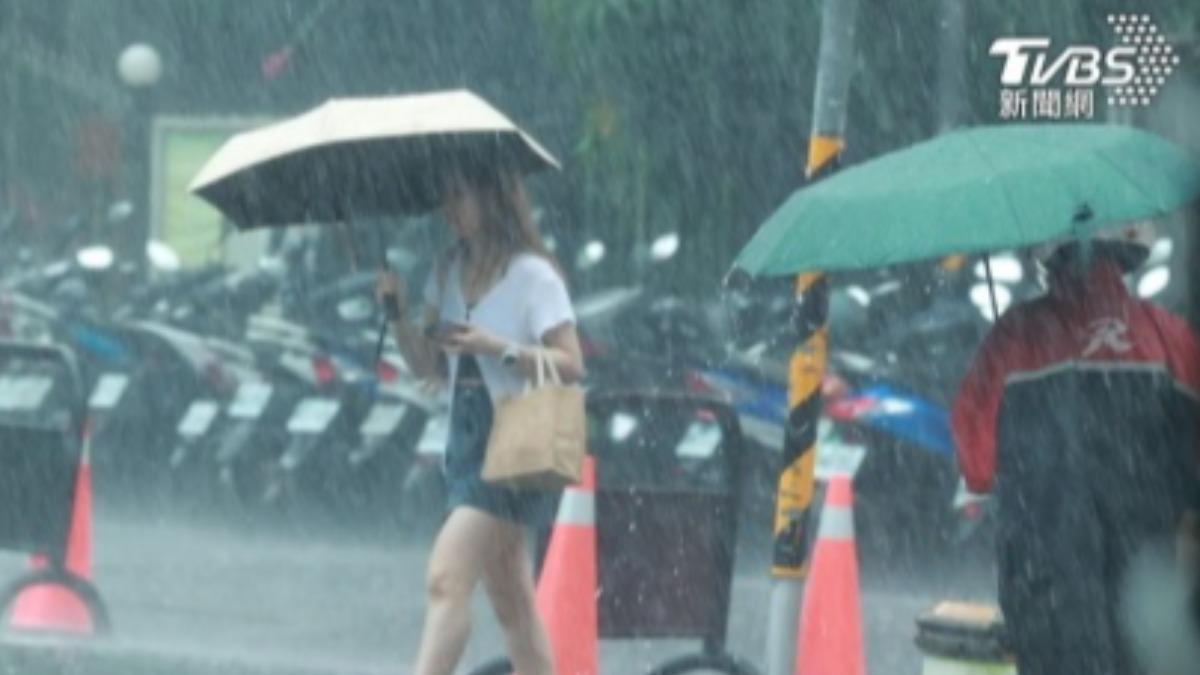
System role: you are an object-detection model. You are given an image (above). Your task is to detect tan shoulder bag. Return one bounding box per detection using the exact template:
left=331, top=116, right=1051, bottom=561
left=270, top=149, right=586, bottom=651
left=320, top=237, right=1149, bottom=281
left=482, top=349, right=585, bottom=490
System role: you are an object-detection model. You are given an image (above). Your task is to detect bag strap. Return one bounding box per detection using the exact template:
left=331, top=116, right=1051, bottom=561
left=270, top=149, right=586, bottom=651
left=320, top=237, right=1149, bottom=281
left=534, top=348, right=548, bottom=388
left=530, top=348, right=563, bottom=389
left=540, top=348, right=564, bottom=386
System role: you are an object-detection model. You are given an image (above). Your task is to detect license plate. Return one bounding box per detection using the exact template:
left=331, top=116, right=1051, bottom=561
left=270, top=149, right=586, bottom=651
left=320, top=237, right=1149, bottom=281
left=177, top=400, right=220, bottom=437
left=417, top=414, right=450, bottom=457
left=675, top=420, right=722, bottom=459
left=0, top=374, right=54, bottom=411
left=815, top=421, right=867, bottom=479
left=89, top=373, right=130, bottom=409
left=953, top=478, right=991, bottom=510
left=287, top=397, right=341, bottom=434
left=359, top=403, right=407, bottom=437
left=229, top=382, right=273, bottom=420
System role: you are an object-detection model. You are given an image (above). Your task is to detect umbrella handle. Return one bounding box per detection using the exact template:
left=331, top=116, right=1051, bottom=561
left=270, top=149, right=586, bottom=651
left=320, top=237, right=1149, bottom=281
left=982, top=254, right=1001, bottom=320
left=380, top=292, right=401, bottom=322
left=376, top=257, right=400, bottom=363
left=374, top=321, right=389, bottom=362
left=379, top=261, right=401, bottom=323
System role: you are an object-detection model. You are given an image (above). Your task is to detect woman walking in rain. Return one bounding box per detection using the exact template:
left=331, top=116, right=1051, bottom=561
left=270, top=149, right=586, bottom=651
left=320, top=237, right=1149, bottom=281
left=377, top=163, right=584, bottom=675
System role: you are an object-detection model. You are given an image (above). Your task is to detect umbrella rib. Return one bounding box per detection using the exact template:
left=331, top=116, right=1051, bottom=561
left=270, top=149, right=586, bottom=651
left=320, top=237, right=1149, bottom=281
left=1089, top=146, right=1166, bottom=224
left=961, top=132, right=1027, bottom=253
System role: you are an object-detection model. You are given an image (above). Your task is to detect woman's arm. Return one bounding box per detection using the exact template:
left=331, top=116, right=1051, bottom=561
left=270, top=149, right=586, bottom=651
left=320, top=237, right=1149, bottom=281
left=519, top=322, right=585, bottom=384
left=377, top=272, right=444, bottom=382
left=388, top=308, right=445, bottom=381
left=437, top=260, right=584, bottom=383
left=440, top=321, right=585, bottom=384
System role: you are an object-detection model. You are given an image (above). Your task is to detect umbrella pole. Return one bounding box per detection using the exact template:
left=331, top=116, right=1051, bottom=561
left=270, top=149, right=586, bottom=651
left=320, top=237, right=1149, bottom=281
left=336, top=217, right=390, bottom=363
left=374, top=313, right=391, bottom=362
left=983, top=253, right=1001, bottom=319
left=336, top=221, right=361, bottom=273
left=374, top=222, right=398, bottom=362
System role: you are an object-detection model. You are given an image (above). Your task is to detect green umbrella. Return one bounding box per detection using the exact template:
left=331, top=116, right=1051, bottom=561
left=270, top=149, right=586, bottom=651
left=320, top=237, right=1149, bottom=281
left=733, top=123, right=1200, bottom=278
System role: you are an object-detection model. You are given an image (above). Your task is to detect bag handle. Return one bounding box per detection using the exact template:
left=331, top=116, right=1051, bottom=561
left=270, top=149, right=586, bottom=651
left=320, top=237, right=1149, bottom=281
left=531, top=348, right=564, bottom=389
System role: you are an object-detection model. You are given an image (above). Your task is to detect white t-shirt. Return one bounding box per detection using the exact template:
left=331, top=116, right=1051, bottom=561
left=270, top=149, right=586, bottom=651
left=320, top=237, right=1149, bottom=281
left=423, top=251, right=575, bottom=402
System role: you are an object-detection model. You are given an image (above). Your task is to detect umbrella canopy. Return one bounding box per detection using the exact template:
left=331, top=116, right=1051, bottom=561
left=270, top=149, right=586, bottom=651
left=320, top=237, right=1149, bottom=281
left=733, top=123, right=1200, bottom=277
left=189, top=89, right=560, bottom=229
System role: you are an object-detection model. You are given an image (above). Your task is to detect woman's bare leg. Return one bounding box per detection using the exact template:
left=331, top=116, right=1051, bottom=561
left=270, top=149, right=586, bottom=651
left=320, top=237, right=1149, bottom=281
left=482, top=520, right=554, bottom=675
left=413, top=506, right=503, bottom=675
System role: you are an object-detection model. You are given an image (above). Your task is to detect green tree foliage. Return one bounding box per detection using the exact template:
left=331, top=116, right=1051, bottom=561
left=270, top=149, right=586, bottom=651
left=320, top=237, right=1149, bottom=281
left=533, top=0, right=1199, bottom=293
left=533, top=0, right=820, bottom=292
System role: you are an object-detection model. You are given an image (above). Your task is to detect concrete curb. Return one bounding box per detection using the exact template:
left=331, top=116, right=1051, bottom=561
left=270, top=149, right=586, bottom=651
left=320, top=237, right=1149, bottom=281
left=0, top=635, right=404, bottom=675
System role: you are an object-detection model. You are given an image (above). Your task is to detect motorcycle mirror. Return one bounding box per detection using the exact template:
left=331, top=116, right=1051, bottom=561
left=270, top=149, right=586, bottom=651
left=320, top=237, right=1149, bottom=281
left=844, top=285, right=871, bottom=307
left=337, top=296, right=375, bottom=323
left=831, top=350, right=876, bottom=374
left=650, top=232, right=681, bottom=261
left=42, top=260, right=71, bottom=278
left=1147, top=237, right=1173, bottom=266
left=146, top=240, right=181, bottom=271
left=76, top=245, right=114, bottom=270
left=385, top=247, right=418, bottom=273
left=106, top=200, right=135, bottom=224
left=871, top=279, right=903, bottom=297
left=257, top=254, right=287, bottom=274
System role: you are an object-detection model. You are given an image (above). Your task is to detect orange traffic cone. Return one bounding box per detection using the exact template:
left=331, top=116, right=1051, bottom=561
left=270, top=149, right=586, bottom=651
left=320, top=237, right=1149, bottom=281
left=795, top=474, right=865, bottom=675
left=9, top=424, right=96, bottom=635
left=534, top=456, right=598, bottom=675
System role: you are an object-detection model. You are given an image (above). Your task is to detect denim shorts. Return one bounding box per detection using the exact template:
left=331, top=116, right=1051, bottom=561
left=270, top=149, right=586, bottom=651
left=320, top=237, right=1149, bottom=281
left=444, top=363, right=560, bottom=528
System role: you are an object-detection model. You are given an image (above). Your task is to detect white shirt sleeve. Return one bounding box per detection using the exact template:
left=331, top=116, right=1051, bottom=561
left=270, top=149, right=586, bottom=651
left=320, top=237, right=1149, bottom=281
left=526, top=263, right=575, bottom=342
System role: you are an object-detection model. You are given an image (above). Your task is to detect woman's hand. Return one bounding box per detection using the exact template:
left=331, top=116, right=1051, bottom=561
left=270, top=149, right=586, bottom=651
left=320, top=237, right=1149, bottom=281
left=375, top=270, right=408, bottom=319
left=438, top=324, right=505, bottom=357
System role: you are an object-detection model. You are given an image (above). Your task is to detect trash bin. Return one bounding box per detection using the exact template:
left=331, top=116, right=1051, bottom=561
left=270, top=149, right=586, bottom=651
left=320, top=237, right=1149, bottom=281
left=470, top=390, right=760, bottom=675
left=0, top=339, right=110, bottom=635
left=0, top=344, right=84, bottom=555
left=589, top=391, right=758, bottom=674
left=914, top=601, right=1016, bottom=675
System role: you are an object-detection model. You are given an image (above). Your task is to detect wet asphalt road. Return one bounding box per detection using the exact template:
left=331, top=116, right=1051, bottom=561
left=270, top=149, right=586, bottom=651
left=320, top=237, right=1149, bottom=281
left=0, top=494, right=996, bottom=675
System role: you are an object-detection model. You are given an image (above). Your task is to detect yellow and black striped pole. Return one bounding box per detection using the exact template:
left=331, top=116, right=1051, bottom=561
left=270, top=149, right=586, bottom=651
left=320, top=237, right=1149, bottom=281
left=770, top=135, right=842, bottom=580
left=766, top=140, right=843, bottom=675
left=765, top=0, right=858, bottom=671
left=771, top=271, right=829, bottom=577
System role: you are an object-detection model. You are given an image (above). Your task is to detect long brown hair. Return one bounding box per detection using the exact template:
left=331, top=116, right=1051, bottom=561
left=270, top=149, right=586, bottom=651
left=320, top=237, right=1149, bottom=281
left=439, top=165, right=563, bottom=288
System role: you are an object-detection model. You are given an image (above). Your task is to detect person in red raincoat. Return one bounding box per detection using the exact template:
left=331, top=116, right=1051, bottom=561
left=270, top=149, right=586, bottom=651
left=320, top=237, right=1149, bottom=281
left=952, top=225, right=1200, bottom=675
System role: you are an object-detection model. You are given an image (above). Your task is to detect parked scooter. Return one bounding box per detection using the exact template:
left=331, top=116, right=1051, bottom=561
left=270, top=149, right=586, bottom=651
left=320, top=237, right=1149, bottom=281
left=358, top=354, right=447, bottom=535
left=166, top=397, right=224, bottom=509
left=0, top=246, right=245, bottom=507
left=714, top=265, right=998, bottom=561
left=231, top=311, right=368, bottom=512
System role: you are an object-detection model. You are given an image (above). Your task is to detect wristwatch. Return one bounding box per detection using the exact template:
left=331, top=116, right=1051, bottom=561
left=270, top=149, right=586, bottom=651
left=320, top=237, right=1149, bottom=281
left=500, top=344, right=520, bottom=367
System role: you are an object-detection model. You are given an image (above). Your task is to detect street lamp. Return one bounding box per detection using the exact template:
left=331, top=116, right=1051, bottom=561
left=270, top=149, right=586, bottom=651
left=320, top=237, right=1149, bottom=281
left=114, top=42, right=162, bottom=273
left=116, top=44, right=162, bottom=89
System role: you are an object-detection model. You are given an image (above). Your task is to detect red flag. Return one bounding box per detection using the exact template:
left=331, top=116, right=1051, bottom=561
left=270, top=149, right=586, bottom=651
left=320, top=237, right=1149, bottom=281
left=261, top=47, right=294, bottom=80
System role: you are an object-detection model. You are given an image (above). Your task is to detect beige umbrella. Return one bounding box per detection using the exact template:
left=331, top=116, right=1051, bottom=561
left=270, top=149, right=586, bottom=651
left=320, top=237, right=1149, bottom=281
left=189, top=89, right=559, bottom=359
left=189, top=89, right=560, bottom=229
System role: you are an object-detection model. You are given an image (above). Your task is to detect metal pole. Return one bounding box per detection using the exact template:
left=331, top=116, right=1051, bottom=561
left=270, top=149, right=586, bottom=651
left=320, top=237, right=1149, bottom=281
left=2, top=0, right=19, bottom=196
left=936, top=0, right=968, bottom=134
left=767, top=1, right=859, bottom=673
